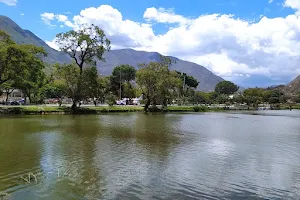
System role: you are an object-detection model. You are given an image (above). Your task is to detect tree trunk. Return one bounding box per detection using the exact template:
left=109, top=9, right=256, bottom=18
left=144, top=98, right=150, bottom=112
left=28, top=95, right=32, bottom=105
left=71, top=102, right=77, bottom=110
left=5, top=92, right=9, bottom=103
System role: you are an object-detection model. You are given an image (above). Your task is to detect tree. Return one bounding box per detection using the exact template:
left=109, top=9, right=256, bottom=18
left=55, top=24, right=110, bottom=108
left=54, top=63, right=81, bottom=105
left=54, top=64, right=103, bottom=106
left=176, top=71, right=199, bottom=88
left=43, top=80, right=67, bottom=106
left=215, top=81, right=239, bottom=95
left=243, top=88, right=265, bottom=106
left=136, top=62, right=181, bottom=111
left=0, top=31, right=46, bottom=88
left=14, top=45, right=47, bottom=104
left=1, top=81, right=15, bottom=103
left=56, top=24, right=111, bottom=74
left=82, top=66, right=100, bottom=99
left=110, top=65, right=136, bottom=99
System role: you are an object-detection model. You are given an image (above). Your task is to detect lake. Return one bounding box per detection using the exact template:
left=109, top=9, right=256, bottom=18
left=0, top=110, right=300, bottom=200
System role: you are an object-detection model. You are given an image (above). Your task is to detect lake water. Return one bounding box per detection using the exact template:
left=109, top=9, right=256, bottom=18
left=0, top=110, right=300, bottom=200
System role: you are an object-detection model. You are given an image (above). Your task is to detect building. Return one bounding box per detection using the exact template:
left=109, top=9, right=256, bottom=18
left=0, top=89, right=24, bottom=102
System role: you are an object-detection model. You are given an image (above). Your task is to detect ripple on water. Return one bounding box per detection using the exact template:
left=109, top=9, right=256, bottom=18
left=1, top=112, right=300, bottom=199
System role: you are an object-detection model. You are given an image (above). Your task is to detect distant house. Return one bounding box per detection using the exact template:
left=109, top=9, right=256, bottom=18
left=0, top=89, right=24, bottom=102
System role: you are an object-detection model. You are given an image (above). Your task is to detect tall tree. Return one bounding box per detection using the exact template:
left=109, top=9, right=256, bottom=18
left=0, top=31, right=46, bottom=87
left=176, top=71, right=199, bottom=89
left=55, top=24, right=111, bottom=108
left=54, top=64, right=103, bottom=106
left=215, top=81, right=239, bottom=95
left=136, top=62, right=181, bottom=111
left=54, top=63, right=81, bottom=105
left=110, top=65, right=136, bottom=99
left=56, top=24, right=111, bottom=74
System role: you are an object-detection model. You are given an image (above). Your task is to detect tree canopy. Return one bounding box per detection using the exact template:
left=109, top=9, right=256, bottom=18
left=56, top=24, right=111, bottom=73
left=136, top=62, right=181, bottom=111
left=215, top=81, right=239, bottom=95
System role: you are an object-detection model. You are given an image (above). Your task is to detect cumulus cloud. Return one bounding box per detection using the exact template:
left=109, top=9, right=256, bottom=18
left=284, top=0, right=300, bottom=10
left=43, top=4, right=300, bottom=86
left=41, top=13, right=73, bottom=27
left=144, top=7, right=190, bottom=25
left=46, top=39, right=59, bottom=50
left=41, top=12, right=55, bottom=26
left=0, top=0, right=16, bottom=6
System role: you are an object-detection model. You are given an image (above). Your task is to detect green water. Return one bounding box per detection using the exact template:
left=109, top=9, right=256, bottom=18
left=0, top=111, right=300, bottom=199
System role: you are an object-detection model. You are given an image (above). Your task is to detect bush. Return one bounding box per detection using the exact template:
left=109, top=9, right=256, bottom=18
left=105, top=94, right=116, bottom=106
left=193, top=106, right=208, bottom=112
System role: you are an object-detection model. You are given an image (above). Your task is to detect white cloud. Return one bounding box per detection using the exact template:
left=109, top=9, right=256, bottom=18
left=56, top=14, right=68, bottom=22
left=46, top=40, right=59, bottom=50
left=20, top=13, right=24, bottom=16
left=144, top=7, right=190, bottom=25
left=284, top=0, right=300, bottom=10
left=44, top=4, right=300, bottom=86
left=41, top=13, right=73, bottom=27
left=41, top=12, right=55, bottom=26
left=269, top=0, right=274, bottom=3
left=0, top=0, right=16, bottom=6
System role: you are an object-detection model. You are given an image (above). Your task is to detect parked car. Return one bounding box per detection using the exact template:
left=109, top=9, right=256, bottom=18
left=6, top=100, right=20, bottom=105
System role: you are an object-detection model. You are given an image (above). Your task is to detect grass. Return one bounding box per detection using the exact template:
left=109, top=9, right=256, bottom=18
left=0, top=104, right=299, bottom=115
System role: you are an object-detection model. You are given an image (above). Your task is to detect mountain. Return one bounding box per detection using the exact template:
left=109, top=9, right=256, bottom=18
left=0, top=15, right=70, bottom=64
left=0, top=15, right=224, bottom=91
left=96, top=49, right=224, bottom=91
left=285, top=75, right=300, bottom=95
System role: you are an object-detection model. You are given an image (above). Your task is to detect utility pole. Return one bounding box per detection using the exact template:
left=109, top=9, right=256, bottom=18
left=119, top=71, right=122, bottom=100
left=183, top=75, right=186, bottom=91
left=182, top=74, right=186, bottom=105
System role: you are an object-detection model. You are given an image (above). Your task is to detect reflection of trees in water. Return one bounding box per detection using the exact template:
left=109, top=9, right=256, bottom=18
left=103, top=113, right=184, bottom=199
left=0, top=117, right=48, bottom=192
left=18, top=116, right=106, bottom=199
left=133, top=113, right=182, bottom=158
left=50, top=115, right=105, bottom=199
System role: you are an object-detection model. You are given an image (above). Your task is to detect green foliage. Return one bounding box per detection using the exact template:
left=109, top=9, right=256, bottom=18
left=82, top=66, right=100, bottom=98
left=215, top=81, right=239, bottom=95
left=136, top=62, right=181, bottom=111
left=105, top=93, right=116, bottom=106
left=54, top=63, right=80, bottom=102
left=112, top=65, right=136, bottom=82
left=215, top=94, right=228, bottom=104
left=110, top=65, right=136, bottom=98
left=43, top=80, right=67, bottom=99
left=193, top=106, right=208, bottom=112
left=56, top=24, right=111, bottom=73
left=55, top=25, right=110, bottom=108
left=187, top=91, right=211, bottom=104
left=54, top=64, right=104, bottom=104
left=176, top=71, right=199, bottom=88
left=0, top=32, right=46, bottom=88
left=268, top=90, right=285, bottom=104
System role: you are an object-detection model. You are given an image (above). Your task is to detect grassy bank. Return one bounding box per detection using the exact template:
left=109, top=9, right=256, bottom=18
left=0, top=104, right=298, bottom=115
left=0, top=105, right=144, bottom=115
left=0, top=105, right=215, bottom=115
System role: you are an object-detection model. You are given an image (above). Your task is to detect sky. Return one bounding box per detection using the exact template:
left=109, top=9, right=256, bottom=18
left=0, top=0, right=300, bottom=87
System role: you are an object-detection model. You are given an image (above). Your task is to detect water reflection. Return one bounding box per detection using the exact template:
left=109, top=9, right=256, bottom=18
left=0, top=111, right=300, bottom=199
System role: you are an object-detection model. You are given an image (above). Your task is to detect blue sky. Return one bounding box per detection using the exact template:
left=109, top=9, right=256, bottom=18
left=0, top=0, right=300, bottom=87
left=0, top=0, right=296, bottom=41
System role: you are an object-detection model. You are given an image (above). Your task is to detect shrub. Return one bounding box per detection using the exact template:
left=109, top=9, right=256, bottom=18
left=105, top=94, right=116, bottom=106
left=193, top=106, right=208, bottom=112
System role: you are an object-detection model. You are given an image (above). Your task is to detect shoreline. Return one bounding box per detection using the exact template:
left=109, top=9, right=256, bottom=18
left=0, top=105, right=299, bottom=115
